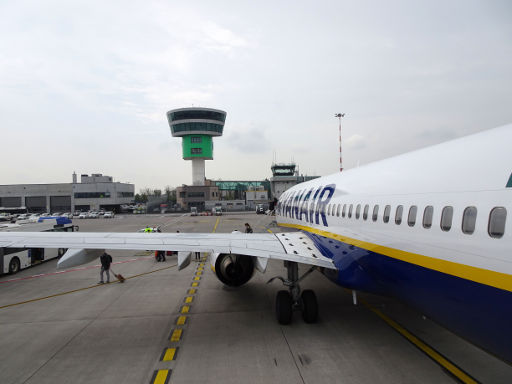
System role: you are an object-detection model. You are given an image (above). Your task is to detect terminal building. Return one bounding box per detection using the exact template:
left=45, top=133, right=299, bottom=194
left=175, top=180, right=270, bottom=211
left=0, top=173, right=134, bottom=214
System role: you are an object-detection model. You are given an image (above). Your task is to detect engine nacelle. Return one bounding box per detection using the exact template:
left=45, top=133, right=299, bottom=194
left=210, top=252, right=254, bottom=287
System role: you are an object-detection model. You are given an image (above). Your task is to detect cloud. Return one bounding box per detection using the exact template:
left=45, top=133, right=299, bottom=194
left=345, top=134, right=366, bottom=150
left=224, top=128, right=271, bottom=154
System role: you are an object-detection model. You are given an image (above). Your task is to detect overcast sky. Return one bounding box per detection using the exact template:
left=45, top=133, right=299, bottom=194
left=1, top=0, right=511, bottom=191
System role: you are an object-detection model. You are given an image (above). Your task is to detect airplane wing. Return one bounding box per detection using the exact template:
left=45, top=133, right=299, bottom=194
left=0, top=231, right=336, bottom=270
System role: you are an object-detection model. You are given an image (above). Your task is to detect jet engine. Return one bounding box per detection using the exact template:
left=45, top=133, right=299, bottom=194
left=210, top=252, right=254, bottom=287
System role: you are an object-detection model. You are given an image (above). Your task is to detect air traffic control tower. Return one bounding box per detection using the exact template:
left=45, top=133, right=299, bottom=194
left=167, top=107, right=227, bottom=186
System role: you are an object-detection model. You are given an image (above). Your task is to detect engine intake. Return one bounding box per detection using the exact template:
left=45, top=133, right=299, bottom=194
left=215, top=253, right=254, bottom=287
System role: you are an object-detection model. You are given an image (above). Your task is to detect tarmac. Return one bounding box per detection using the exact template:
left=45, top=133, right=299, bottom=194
left=0, top=213, right=511, bottom=384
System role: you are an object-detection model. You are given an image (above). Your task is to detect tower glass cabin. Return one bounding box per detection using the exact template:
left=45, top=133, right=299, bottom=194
left=167, top=107, right=226, bottom=186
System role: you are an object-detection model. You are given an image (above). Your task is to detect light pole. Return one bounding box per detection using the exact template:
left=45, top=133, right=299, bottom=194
left=335, top=113, right=345, bottom=172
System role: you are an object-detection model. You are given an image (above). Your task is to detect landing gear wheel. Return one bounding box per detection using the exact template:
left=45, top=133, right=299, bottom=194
left=301, top=289, right=318, bottom=323
left=276, top=290, right=293, bottom=325
left=9, top=257, right=20, bottom=274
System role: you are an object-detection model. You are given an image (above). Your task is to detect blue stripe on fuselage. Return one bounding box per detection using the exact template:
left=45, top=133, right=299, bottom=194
left=303, top=230, right=512, bottom=364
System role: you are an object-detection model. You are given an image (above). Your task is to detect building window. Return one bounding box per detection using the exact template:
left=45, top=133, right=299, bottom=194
left=462, top=206, right=477, bottom=234
left=488, top=207, right=507, bottom=238
left=372, top=205, right=379, bottom=222
left=441, top=206, right=453, bottom=232
left=117, top=192, right=134, bottom=198
left=423, top=206, right=433, bottom=229
left=395, top=205, right=403, bottom=225
left=363, top=204, right=369, bottom=220
left=191, top=191, right=204, bottom=198
left=355, top=204, right=361, bottom=219
left=383, top=205, right=391, bottom=223
left=191, top=137, right=202, bottom=143
left=191, top=148, right=203, bottom=154
left=408, top=206, right=417, bottom=227
left=74, top=192, right=111, bottom=198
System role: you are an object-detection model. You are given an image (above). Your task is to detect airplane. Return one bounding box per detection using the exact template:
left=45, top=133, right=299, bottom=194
left=0, top=125, right=510, bottom=364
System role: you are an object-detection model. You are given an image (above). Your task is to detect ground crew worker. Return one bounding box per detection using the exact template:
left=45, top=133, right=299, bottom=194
left=245, top=223, right=253, bottom=233
left=99, top=251, right=113, bottom=284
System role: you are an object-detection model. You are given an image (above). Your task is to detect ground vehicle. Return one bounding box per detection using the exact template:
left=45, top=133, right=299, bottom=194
left=0, top=217, right=78, bottom=274
left=212, top=206, right=222, bottom=216
left=88, top=212, right=99, bottom=218
left=0, top=213, right=12, bottom=222
left=190, top=207, right=198, bottom=216
left=78, top=212, right=88, bottom=219
left=103, top=211, right=114, bottom=218
left=256, top=204, right=265, bottom=214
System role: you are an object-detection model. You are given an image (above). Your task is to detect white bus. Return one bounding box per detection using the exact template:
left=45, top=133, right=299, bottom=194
left=0, top=217, right=79, bottom=274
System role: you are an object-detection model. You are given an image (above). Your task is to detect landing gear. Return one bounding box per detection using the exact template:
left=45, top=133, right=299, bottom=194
left=276, top=290, right=293, bottom=324
left=268, top=261, right=318, bottom=325
left=301, top=290, right=318, bottom=323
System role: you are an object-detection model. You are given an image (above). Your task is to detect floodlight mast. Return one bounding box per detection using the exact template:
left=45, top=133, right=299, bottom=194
left=335, top=113, right=345, bottom=172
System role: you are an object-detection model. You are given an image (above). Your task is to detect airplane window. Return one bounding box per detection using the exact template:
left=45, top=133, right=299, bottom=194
left=363, top=204, right=369, bottom=220
left=327, top=204, right=331, bottom=216
left=336, top=204, right=341, bottom=217
left=383, top=205, right=391, bottom=223
left=372, top=205, right=379, bottom=221
left=408, top=206, right=417, bottom=227
left=423, top=206, right=433, bottom=229
left=395, top=205, right=403, bottom=225
left=356, top=204, right=361, bottom=219
left=441, top=206, right=453, bottom=231
left=348, top=204, right=353, bottom=218
left=462, top=206, right=477, bottom=234
left=342, top=204, right=347, bottom=218
left=488, top=207, right=507, bottom=238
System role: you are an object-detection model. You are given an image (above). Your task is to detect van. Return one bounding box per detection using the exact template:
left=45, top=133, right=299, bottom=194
left=190, top=207, right=198, bottom=216
left=212, top=207, right=222, bottom=216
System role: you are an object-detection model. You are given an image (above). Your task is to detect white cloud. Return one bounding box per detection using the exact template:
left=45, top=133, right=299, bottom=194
left=345, top=134, right=366, bottom=150
left=0, top=1, right=510, bottom=189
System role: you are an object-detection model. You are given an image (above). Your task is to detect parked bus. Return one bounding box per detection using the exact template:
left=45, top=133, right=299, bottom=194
left=0, top=217, right=79, bottom=274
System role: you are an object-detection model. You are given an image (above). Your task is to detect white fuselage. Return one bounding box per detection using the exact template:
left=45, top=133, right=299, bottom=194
left=275, top=125, right=512, bottom=362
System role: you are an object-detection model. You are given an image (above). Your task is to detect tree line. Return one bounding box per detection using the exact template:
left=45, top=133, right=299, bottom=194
left=134, top=186, right=176, bottom=204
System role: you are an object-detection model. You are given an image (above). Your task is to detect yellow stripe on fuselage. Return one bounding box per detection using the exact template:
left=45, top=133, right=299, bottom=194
left=278, top=222, right=512, bottom=293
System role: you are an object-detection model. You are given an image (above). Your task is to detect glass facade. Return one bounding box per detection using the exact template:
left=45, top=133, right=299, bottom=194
left=215, top=181, right=270, bottom=191
left=171, top=122, right=224, bottom=135
left=168, top=110, right=226, bottom=123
